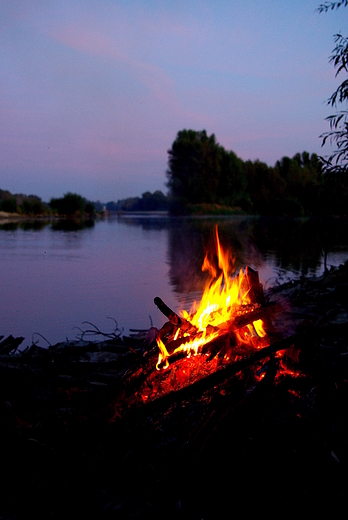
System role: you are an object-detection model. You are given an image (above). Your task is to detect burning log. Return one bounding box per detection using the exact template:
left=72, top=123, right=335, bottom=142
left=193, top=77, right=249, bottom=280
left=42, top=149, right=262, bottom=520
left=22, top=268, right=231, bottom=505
left=161, top=303, right=275, bottom=355
left=154, top=297, right=197, bottom=333
left=242, top=266, right=265, bottom=305
left=155, top=301, right=280, bottom=368
left=144, top=333, right=299, bottom=410
left=154, top=261, right=280, bottom=368
left=218, top=302, right=279, bottom=332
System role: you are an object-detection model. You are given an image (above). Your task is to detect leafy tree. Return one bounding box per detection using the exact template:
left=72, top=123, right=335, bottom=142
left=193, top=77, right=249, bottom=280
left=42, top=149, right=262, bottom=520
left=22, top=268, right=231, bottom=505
left=110, top=197, right=140, bottom=211
left=166, top=129, right=249, bottom=214
left=137, top=191, right=168, bottom=211
left=244, top=160, right=285, bottom=215
left=108, top=191, right=168, bottom=212
left=1, top=197, right=17, bottom=213
left=21, top=196, right=47, bottom=215
left=275, top=152, right=324, bottom=215
left=84, top=201, right=96, bottom=216
left=166, top=130, right=223, bottom=213
left=318, top=1, right=348, bottom=171
left=322, top=169, right=348, bottom=214
left=217, top=148, right=247, bottom=207
left=49, top=192, right=89, bottom=217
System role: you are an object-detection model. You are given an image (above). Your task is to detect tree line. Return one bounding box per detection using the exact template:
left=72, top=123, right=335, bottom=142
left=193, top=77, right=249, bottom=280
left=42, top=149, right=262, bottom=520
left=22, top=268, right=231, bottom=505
left=165, top=129, right=348, bottom=216
left=0, top=189, right=169, bottom=217
left=105, top=190, right=168, bottom=212
left=0, top=191, right=96, bottom=218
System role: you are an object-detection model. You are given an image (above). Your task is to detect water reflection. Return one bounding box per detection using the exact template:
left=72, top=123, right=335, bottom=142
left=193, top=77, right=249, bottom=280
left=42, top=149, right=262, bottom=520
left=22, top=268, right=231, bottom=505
left=114, top=214, right=171, bottom=231
left=113, top=214, right=348, bottom=293
left=0, top=220, right=50, bottom=232
left=165, top=216, right=348, bottom=298
left=111, top=214, right=348, bottom=301
left=0, top=218, right=95, bottom=232
left=251, top=217, right=348, bottom=275
left=51, top=219, right=95, bottom=232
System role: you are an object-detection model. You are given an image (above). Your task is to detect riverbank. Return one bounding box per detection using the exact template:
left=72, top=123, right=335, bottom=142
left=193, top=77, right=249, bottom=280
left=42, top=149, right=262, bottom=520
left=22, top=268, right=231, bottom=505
left=0, top=210, right=25, bottom=220
left=0, top=261, right=347, bottom=518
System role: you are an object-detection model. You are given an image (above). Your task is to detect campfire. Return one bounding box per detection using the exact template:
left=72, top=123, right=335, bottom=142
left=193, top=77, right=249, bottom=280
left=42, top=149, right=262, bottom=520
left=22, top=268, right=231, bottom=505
left=154, top=226, right=275, bottom=370
left=117, top=225, right=305, bottom=410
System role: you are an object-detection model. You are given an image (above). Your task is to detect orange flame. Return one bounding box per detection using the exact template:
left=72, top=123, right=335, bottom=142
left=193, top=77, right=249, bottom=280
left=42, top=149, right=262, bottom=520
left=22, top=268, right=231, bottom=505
left=184, top=227, right=248, bottom=331
left=156, top=226, right=267, bottom=368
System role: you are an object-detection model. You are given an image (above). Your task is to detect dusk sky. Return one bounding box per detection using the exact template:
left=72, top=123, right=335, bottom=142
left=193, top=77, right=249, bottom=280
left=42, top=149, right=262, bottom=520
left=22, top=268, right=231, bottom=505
left=1, top=1, right=345, bottom=203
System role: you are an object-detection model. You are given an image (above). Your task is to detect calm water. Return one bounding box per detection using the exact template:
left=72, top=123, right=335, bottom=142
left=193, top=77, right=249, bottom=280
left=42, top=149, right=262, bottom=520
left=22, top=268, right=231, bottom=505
left=1, top=215, right=348, bottom=347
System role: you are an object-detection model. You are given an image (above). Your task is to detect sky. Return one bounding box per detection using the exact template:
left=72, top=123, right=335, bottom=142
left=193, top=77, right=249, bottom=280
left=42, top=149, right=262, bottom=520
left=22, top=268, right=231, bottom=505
left=0, top=1, right=346, bottom=203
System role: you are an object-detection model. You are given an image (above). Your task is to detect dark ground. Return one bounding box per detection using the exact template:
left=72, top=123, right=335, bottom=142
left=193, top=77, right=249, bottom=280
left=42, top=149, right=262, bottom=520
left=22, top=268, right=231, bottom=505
left=1, top=262, right=348, bottom=519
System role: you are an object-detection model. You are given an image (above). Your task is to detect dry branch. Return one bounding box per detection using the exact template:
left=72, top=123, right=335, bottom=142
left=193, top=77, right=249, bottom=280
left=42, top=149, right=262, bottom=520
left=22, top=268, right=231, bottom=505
left=0, top=335, right=25, bottom=355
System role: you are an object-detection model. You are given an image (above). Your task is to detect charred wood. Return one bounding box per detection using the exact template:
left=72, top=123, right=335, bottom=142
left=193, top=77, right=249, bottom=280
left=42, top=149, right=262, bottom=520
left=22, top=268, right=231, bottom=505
left=154, top=297, right=197, bottom=334
left=244, top=266, right=265, bottom=305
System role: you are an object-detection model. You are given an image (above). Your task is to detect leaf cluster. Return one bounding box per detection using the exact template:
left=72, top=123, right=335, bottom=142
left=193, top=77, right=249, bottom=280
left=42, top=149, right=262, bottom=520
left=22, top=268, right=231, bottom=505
left=317, top=1, right=348, bottom=12
left=318, top=2, right=348, bottom=171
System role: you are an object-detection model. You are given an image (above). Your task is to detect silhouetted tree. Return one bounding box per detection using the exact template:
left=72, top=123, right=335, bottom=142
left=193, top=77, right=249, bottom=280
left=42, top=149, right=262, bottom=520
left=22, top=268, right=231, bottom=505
left=107, top=191, right=168, bottom=212
left=84, top=201, right=96, bottom=216
left=49, top=193, right=90, bottom=217
left=21, top=196, right=47, bottom=215
left=166, top=130, right=223, bottom=213
left=166, top=129, right=249, bottom=214
left=137, top=191, right=168, bottom=211
left=318, top=1, right=348, bottom=172
left=244, top=160, right=285, bottom=215
left=1, top=197, right=18, bottom=213
left=217, top=148, right=247, bottom=208
left=275, top=152, right=324, bottom=215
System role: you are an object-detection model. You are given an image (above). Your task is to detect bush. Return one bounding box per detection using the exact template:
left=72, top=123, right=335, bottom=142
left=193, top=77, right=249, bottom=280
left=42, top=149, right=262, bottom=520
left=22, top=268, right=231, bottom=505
left=1, top=198, right=18, bottom=213
left=50, top=193, right=87, bottom=216
left=21, top=198, right=47, bottom=215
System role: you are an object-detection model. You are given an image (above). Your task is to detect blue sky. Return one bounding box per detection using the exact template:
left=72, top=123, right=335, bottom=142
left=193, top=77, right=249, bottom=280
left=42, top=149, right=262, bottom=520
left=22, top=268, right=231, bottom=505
left=0, top=1, right=346, bottom=202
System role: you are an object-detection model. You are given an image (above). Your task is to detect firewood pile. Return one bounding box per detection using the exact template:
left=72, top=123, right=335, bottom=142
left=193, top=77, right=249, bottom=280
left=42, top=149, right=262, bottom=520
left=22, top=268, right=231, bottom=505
left=1, top=260, right=348, bottom=519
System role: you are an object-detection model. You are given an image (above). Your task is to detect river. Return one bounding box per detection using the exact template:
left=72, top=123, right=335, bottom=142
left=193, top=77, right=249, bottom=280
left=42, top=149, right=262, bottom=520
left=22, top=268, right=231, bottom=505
left=1, top=214, right=347, bottom=346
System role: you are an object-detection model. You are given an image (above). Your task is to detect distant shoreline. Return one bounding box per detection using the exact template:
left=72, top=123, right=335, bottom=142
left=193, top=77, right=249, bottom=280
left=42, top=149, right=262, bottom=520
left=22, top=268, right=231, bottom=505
left=0, top=210, right=24, bottom=219
left=114, top=210, right=169, bottom=216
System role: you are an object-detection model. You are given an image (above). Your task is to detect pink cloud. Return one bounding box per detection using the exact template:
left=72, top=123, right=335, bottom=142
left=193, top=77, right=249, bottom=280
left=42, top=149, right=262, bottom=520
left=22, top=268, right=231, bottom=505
left=48, top=24, right=175, bottom=102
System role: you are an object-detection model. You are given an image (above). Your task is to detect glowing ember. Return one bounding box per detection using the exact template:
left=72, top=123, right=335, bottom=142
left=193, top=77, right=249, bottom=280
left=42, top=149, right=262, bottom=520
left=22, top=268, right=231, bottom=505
left=276, top=359, right=304, bottom=379
left=156, top=226, right=268, bottom=369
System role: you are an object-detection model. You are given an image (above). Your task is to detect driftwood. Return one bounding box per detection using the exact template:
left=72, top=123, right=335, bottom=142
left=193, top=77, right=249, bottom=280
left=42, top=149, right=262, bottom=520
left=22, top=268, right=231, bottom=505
left=0, top=335, right=25, bottom=355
